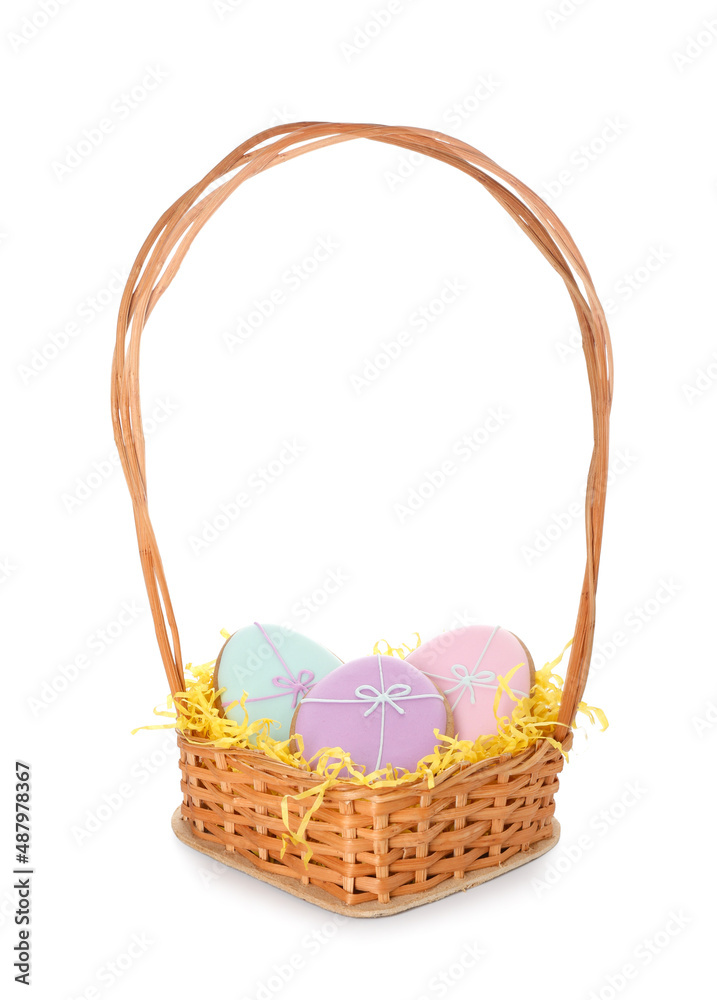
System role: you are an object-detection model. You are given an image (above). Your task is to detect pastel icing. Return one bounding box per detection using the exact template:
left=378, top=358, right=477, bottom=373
left=406, top=625, right=534, bottom=741
left=214, top=623, right=342, bottom=737
left=294, top=654, right=449, bottom=773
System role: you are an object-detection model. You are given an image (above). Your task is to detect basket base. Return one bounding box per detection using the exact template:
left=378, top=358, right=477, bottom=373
left=171, top=807, right=560, bottom=918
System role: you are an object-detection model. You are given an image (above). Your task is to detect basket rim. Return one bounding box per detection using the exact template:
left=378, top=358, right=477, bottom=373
left=176, top=730, right=566, bottom=797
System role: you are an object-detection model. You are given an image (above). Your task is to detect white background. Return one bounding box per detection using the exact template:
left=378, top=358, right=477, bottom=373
left=2, top=1, right=715, bottom=997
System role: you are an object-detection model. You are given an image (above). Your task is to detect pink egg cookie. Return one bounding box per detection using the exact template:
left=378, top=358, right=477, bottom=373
left=293, top=654, right=452, bottom=773
left=406, top=625, right=534, bottom=740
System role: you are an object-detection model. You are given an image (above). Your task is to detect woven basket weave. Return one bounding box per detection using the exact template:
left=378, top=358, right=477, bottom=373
left=111, top=122, right=612, bottom=916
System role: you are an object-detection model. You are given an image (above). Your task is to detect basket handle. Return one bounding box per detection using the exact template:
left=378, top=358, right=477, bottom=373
left=111, top=122, right=612, bottom=738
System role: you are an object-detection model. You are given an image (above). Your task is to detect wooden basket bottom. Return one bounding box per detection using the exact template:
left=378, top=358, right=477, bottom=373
left=172, top=807, right=560, bottom=917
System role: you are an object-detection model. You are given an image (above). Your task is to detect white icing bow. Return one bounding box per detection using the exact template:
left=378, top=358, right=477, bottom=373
left=421, top=625, right=528, bottom=711
left=354, top=682, right=412, bottom=716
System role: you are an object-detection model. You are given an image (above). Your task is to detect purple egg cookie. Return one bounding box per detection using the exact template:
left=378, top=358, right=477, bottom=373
left=293, top=654, right=450, bottom=773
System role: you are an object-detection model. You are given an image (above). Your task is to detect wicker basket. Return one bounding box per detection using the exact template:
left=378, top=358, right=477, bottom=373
left=111, top=122, right=612, bottom=917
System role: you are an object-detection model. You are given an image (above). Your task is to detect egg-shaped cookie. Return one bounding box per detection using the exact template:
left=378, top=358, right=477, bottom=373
left=406, top=625, right=533, bottom=740
left=214, top=623, right=342, bottom=736
left=293, top=653, right=452, bottom=773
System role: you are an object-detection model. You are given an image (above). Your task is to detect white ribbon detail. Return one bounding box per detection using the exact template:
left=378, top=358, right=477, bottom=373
left=300, top=656, right=444, bottom=771
left=444, top=665, right=499, bottom=704
left=420, top=625, right=528, bottom=712
left=354, top=682, right=412, bottom=716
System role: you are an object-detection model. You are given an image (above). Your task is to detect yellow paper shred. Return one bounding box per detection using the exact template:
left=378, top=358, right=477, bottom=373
left=372, top=633, right=421, bottom=660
